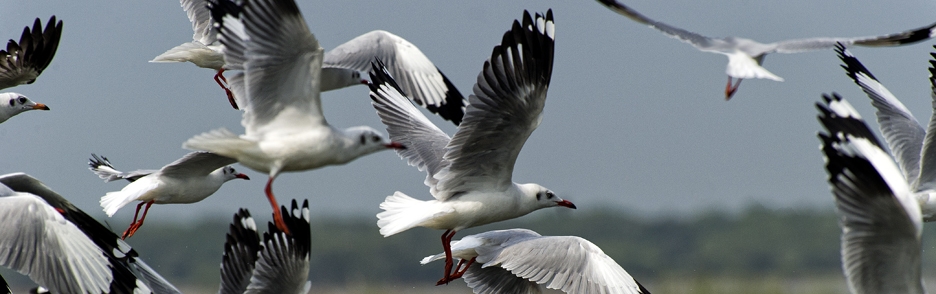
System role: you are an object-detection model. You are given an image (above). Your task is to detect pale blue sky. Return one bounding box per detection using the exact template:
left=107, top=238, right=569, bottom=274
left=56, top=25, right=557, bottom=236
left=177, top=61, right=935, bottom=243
left=2, top=0, right=935, bottom=227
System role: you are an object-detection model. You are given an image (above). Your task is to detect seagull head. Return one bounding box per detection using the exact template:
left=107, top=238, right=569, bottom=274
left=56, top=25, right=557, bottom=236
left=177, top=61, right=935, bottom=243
left=345, top=126, right=406, bottom=154
left=0, top=93, right=49, bottom=123
left=220, top=166, right=250, bottom=181
left=520, top=183, right=576, bottom=210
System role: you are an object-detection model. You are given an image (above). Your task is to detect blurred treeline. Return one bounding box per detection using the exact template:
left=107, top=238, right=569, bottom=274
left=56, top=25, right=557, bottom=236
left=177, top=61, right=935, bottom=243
left=6, top=205, right=936, bottom=293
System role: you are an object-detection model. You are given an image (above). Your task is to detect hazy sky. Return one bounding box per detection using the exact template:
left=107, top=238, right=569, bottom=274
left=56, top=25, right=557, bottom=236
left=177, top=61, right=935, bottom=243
left=2, top=0, right=936, bottom=228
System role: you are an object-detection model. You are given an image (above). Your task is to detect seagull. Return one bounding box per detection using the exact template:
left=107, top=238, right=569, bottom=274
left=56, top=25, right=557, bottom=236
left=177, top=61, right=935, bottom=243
left=421, top=228, right=650, bottom=294
left=156, top=1, right=465, bottom=124
left=151, top=0, right=240, bottom=109
left=186, top=0, right=405, bottom=235
left=0, top=172, right=181, bottom=294
left=369, top=10, right=576, bottom=285
left=595, top=0, right=936, bottom=100
left=218, top=199, right=311, bottom=294
left=89, top=152, right=249, bottom=239
left=835, top=44, right=936, bottom=221
left=817, top=94, right=925, bottom=294
left=0, top=16, right=61, bottom=123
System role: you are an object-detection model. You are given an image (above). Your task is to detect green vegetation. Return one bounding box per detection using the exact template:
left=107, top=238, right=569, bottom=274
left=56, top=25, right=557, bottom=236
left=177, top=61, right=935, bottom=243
left=6, top=205, right=936, bottom=293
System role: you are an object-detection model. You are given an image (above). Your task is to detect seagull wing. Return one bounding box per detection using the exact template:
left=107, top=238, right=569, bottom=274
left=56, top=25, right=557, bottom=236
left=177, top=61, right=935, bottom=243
left=596, top=0, right=718, bottom=50
left=244, top=199, right=311, bottom=294
left=369, top=60, right=451, bottom=194
left=817, top=93, right=924, bottom=294
left=434, top=10, right=555, bottom=197
left=181, top=0, right=217, bottom=45
left=836, top=44, right=925, bottom=188
left=772, top=22, right=936, bottom=54
left=219, top=208, right=261, bottom=294
left=232, top=0, right=325, bottom=136
left=160, top=151, right=237, bottom=178
left=0, top=16, right=62, bottom=90
left=325, top=30, right=466, bottom=125
left=914, top=51, right=936, bottom=192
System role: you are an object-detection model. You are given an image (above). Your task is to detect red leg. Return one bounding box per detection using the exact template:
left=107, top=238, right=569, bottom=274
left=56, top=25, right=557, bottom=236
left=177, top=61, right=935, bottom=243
left=214, top=69, right=239, bottom=110
left=724, top=77, right=743, bottom=101
left=122, top=201, right=154, bottom=239
left=449, top=257, right=476, bottom=280
left=436, top=229, right=458, bottom=285
left=265, top=176, right=290, bottom=235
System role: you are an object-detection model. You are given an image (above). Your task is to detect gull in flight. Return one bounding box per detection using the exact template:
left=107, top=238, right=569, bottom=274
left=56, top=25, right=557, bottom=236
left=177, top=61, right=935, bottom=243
left=835, top=44, right=936, bottom=221
left=185, top=0, right=405, bottom=234
left=155, top=0, right=466, bottom=125
left=0, top=173, right=181, bottom=294
left=218, top=199, right=311, bottom=294
left=0, top=16, right=61, bottom=123
left=817, top=94, right=924, bottom=294
left=369, top=10, right=576, bottom=285
left=89, top=152, right=249, bottom=239
left=596, top=0, right=936, bottom=100
left=421, top=228, right=650, bottom=294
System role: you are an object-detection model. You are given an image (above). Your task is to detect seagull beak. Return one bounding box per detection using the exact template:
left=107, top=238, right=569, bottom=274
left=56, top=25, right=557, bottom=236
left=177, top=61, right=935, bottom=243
left=360, top=79, right=369, bottom=85
left=236, top=173, right=250, bottom=180
left=32, top=103, right=50, bottom=110
left=385, top=142, right=406, bottom=150
left=555, top=200, right=576, bottom=209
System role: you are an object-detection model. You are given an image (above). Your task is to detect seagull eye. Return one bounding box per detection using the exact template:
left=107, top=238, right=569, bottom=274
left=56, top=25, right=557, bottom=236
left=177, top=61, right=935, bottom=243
left=372, top=135, right=381, bottom=142
left=546, top=192, right=555, bottom=199
left=17, top=97, right=26, bottom=104
left=352, top=72, right=360, bottom=79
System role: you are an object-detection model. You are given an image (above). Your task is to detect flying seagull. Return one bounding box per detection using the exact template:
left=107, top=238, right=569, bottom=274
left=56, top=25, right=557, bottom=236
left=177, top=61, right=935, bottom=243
left=156, top=0, right=466, bottom=124
left=596, top=0, right=936, bottom=100
left=0, top=16, right=61, bottom=123
left=817, top=94, right=925, bottom=294
left=421, top=228, right=650, bottom=294
left=186, top=0, right=405, bottom=234
left=369, top=10, right=575, bottom=285
left=89, top=152, right=249, bottom=239
left=0, top=173, right=181, bottom=294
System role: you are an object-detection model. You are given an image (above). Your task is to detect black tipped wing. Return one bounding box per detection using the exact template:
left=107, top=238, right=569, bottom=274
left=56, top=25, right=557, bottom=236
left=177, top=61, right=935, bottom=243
left=219, top=208, right=261, bottom=294
left=816, top=94, right=924, bottom=294
left=0, top=16, right=62, bottom=90
left=244, top=199, right=311, bottom=293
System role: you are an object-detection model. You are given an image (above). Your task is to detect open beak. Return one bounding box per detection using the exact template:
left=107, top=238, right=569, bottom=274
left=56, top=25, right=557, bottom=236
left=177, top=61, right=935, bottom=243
left=32, top=103, right=50, bottom=110
left=236, top=173, right=250, bottom=180
left=555, top=200, right=576, bottom=209
left=385, top=142, right=406, bottom=150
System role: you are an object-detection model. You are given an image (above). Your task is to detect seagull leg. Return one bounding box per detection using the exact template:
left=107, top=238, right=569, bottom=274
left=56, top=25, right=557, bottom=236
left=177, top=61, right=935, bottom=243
left=122, top=201, right=154, bottom=239
left=214, top=68, right=239, bottom=110
left=265, top=176, right=291, bottom=235
left=449, top=257, right=476, bottom=280
left=724, top=77, right=743, bottom=101
left=436, top=229, right=458, bottom=285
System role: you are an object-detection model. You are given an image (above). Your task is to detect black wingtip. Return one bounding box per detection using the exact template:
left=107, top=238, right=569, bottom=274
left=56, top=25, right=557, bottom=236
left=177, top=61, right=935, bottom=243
left=836, top=43, right=878, bottom=82
left=368, top=57, right=408, bottom=97
left=423, top=69, right=465, bottom=126
left=267, top=199, right=311, bottom=256
left=208, top=0, right=241, bottom=30
left=815, top=93, right=885, bottom=149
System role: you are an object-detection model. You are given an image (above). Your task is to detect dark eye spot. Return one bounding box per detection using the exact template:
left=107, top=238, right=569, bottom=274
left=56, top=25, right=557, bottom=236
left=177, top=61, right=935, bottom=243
left=372, top=135, right=380, bottom=142
left=360, top=134, right=366, bottom=145
left=8, top=99, right=13, bottom=106
left=547, top=192, right=554, bottom=199
left=536, top=193, right=542, bottom=200
left=17, top=97, right=26, bottom=104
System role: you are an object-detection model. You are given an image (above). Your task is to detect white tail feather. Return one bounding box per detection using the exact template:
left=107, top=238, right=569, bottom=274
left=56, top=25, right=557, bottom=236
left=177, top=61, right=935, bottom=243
left=183, top=128, right=253, bottom=159
left=377, top=192, right=443, bottom=237
left=150, top=42, right=208, bottom=63
left=100, top=178, right=159, bottom=217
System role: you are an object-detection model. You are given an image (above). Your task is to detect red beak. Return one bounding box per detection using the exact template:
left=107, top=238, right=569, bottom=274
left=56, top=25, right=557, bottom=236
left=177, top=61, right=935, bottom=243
left=555, top=200, right=576, bottom=209
left=236, top=173, right=250, bottom=180
left=360, top=79, right=369, bottom=85
left=385, top=142, right=406, bottom=150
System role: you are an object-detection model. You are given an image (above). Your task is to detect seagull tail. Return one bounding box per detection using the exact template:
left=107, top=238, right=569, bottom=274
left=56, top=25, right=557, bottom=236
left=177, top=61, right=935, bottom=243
left=183, top=128, right=251, bottom=159
left=376, top=191, right=441, bottom=237
left=149, top=42, right=210, bottom=63
left=100, top=179, right=158, bottom=217
left=420, top=252, right=446, bottom=265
